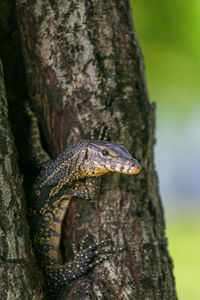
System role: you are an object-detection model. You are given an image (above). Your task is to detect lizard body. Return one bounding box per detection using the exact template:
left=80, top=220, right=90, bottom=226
left=26, top=106, right=141, bottom=297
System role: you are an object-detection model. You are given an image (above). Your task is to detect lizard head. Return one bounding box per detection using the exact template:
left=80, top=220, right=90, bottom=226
left=79, top=140, right=141, bottom=177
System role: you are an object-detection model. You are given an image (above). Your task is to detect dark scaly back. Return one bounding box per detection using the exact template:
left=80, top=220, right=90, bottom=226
left=34, top=140, right=89, bottom=194
left=28, top=140, right=91, bottom=270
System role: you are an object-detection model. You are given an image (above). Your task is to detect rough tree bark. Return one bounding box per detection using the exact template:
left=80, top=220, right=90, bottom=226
left=0, top=0, right=177, bottom=299
left=0, top=61, right=43, bottom=299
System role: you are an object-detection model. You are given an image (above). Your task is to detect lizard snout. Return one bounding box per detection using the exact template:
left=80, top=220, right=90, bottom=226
left=122, top=159, right=141, bottom=174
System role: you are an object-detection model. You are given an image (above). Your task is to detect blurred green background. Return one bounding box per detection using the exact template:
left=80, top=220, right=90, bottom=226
left=130, top=1, right=200, bottom=299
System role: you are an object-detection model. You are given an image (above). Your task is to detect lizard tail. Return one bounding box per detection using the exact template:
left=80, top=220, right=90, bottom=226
left=25, top=102, right=50, bottom=167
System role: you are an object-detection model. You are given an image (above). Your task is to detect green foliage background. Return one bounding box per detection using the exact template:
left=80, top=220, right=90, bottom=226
left=130, top=0, right=200, bottom=110
left=130, top=1, right=200, bottom=299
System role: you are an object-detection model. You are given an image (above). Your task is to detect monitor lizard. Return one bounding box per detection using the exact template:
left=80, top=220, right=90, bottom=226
left=26, top=105, right=141, bottom=298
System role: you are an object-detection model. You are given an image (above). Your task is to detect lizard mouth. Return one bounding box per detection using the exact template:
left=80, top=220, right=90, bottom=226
left=128, top=164, right=141, bottom=174
left=108, top=161, right=141, bottom=175
left=118, top=160, right=141, bottom=175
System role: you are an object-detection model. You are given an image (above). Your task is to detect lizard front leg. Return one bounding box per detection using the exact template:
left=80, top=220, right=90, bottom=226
left=47, top=176, right=100, bottom=205
left=45, top=238, right=114, bottom=298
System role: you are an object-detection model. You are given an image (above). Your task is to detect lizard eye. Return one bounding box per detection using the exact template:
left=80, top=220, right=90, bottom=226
left=102, top=149, right=109, bottom=156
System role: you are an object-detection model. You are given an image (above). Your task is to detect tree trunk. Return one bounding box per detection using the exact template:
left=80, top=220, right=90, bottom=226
left=0, top=60, right=43, bottom=299
left=0, top=0, right=177, bottom=299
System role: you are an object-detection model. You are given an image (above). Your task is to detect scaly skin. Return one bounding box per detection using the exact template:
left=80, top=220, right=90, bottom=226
left=26, top=106, right=141, bottom=298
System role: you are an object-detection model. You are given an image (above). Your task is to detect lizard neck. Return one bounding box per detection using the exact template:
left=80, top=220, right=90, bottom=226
left=35, top=141, right=89, bottom=192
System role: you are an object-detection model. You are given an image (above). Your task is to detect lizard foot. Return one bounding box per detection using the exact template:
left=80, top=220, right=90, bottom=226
left=46, top=238, right=115, bottom=288
left=45, top=237, right=124, bottom=299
